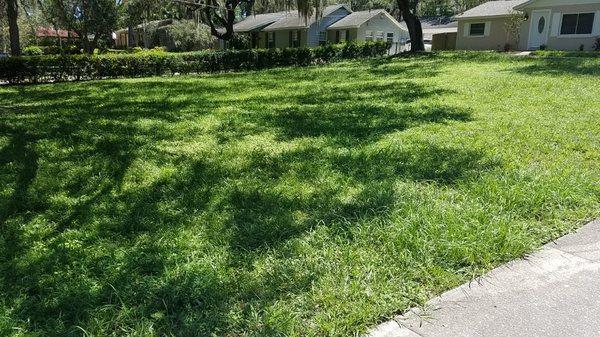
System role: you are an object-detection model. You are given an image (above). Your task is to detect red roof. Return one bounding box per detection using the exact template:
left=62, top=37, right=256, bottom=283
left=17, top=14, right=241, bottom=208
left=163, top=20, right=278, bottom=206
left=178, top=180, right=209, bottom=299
left=35, top=27, right=78, bottom=38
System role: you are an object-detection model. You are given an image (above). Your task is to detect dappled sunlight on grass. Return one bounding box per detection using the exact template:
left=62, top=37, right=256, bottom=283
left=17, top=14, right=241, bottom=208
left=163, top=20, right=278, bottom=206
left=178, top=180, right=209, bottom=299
left=0, top=54, right=599, bottom=336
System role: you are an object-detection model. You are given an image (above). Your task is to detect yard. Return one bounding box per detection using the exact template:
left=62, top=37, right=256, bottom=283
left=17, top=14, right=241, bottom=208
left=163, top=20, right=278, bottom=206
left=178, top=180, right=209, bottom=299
left=1, top=53, right=599, bottom=336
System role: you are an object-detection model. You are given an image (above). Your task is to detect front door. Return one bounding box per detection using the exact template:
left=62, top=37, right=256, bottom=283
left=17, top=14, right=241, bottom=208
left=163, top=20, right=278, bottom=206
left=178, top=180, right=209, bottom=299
left=528, top=10, right=551, bottom=49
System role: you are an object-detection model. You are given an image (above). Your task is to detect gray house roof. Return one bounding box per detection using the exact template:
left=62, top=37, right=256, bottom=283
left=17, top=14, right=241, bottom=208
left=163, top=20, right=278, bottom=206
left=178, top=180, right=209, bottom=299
left=327, top=9, right=404, bottom=30
left=454, top=0, right=529, bottom=20
left=263, top=4, right=352, bottom=31
left=233, top=12, right=291, bottom=32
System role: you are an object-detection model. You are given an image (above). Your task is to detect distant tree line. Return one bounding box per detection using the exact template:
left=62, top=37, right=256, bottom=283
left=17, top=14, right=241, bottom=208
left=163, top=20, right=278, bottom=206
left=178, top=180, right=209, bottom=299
left=0, top=0, right=487, bottom=55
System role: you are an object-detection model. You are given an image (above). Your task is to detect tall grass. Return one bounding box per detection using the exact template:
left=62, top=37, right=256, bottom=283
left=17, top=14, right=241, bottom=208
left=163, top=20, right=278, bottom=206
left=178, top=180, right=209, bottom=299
left=0, top=53, right=599, bottom=336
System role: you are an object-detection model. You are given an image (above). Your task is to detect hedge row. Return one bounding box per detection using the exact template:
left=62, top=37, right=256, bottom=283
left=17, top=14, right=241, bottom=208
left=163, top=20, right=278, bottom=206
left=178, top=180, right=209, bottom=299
left=0, top=42, right=390, bottom=84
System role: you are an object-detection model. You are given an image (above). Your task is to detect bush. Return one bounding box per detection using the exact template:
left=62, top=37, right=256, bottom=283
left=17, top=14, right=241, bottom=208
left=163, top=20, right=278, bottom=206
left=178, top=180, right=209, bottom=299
left=0, top=42, right=390, bottom=84
left=152, top=46, right=168, bottom=53
left=131, top=46, right=144, bottom=53
left=167, top=20, right=214, bottom=52
left=594, top=38, right=600, bottom=51
left=22, top=46, right=44, bottom=56
left=228, top=34, right=251, bottom=50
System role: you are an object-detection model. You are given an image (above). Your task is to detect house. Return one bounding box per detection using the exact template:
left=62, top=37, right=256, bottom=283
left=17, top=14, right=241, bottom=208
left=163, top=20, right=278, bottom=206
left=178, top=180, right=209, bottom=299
left=514, top=0, right=600, bottom=50
left=214, top=4, right=407, bottom=52
left=260, top=4, right=352, bottom=48
left=407, top=17, right=458, bottom=51
left=114, top=19, right=173, bottom=48
left=35, top=28, right=78, bottom=41
left=420, top=17, right=458, bottom=41
left=114, top=28, right=129, bottom=48
left=455, top=0, right=528, bottom=50
left=217, top=11, right=291, bottom=49
left=455, top=0, right=600, bottom=51
left=326, top=9, right=409, bottom=53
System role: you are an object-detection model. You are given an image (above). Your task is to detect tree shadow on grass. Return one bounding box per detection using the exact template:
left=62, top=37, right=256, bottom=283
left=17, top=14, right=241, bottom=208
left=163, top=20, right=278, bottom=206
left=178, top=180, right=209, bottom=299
left=222, top=141, right=496, bottom=252
left=234, top=81, right=470, bottom=146
left=367, top=55, right=443, bottom=79
left=510, top=57, right=600, bottom=76
left=0, top=67, right=496, bottom=336
left=261, top=104, right=470, bottom=144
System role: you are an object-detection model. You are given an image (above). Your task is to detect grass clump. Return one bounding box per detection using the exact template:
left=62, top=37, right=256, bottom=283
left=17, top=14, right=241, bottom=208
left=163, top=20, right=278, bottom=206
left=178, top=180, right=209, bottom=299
left=0, top=52, right=599, bottom=336
left=531, top=50, right=600, bottom=58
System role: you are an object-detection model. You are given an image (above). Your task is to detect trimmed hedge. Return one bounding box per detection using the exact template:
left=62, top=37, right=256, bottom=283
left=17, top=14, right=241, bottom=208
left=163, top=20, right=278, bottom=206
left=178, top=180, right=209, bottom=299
left=0, top=42, right=390, bottom=84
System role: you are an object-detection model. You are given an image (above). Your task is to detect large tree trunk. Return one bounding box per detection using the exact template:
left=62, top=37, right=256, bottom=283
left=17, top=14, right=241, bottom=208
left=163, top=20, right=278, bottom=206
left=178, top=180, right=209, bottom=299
left=203, top=4, right=235, bottom=41
left=403, top=11, right=425, bottom=52
left=171, top=0, right=236, bottom=41
left=397, top=0, right=425, bottom=52
left=80, top=0, right=92, bottom=53
left=6, top=0, right=21, bottom=56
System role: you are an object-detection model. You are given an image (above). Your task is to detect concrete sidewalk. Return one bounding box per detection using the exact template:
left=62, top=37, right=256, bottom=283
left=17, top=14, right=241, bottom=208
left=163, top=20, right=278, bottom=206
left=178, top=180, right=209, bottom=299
left=368, top=220, right=600, bottom=337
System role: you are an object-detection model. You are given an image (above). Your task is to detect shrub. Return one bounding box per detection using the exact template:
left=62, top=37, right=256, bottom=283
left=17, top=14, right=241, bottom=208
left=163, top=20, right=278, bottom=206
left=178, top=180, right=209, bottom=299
left=167, top=20, right=214, bottom=52
left=152, top=46, right=168, bottom=53
left=22, top=46, right=44, bottom=56
left=594, top=38, right=600, bottom=51
left=228, top=34, right=251, bottom=50
left=131, top=46, right=144, bottom=53
left=0, top=42, right=389, bottom=84
left=105, top=48, right=128, bottom=54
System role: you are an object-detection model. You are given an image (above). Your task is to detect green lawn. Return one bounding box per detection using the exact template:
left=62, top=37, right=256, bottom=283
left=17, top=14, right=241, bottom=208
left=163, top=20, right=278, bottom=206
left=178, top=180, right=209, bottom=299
left=1, top=53, right=599, bottom=337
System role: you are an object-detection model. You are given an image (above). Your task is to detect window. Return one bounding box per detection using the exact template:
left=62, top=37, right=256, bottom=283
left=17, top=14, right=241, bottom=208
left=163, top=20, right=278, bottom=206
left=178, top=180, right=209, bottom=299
left=375, top=31, right=384, bottom=41
left=469, top=23, right=485, bottom=36
left=346, top=29, right=351, bottom=41
left=365, top=30, right=373, bottom=42
left=318, top=31, right=327, bottom=45
left=386, top=32, right=394, bottom=44
left=267, top=32, right=275, bottom=48
left=561, top=13, right=595, bottom=35
left=339, top=30, right=346, bottom=42
left=537, top=16, right=545, bottom=34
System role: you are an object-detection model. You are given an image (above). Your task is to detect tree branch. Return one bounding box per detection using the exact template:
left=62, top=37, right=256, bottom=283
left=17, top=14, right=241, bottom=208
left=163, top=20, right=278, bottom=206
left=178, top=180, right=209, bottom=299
left=173, top=0, right=236, bottom=40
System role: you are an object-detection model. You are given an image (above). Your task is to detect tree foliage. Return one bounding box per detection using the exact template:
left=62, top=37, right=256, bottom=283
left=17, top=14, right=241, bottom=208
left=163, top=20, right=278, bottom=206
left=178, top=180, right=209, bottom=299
left=44, top=0, right=118, bottom=52
left=176, top=0, right=430, bottom=51
left=167, top=18, right=213, bottom=51
left=504, top=10, right=525, bottom=50
left=120, top=0, right=184, bottom=26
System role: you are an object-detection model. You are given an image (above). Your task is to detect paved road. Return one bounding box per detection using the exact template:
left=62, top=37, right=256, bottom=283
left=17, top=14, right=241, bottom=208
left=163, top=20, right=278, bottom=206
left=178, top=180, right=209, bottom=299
left=369, top=220, right=600, bottom=337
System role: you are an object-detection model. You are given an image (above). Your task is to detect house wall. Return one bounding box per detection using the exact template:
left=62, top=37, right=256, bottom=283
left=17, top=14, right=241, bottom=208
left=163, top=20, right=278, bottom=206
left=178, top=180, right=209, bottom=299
left=307, top=7, right=352, bottom=46
left=355, top=14, right=409, bottom=43
left=274, top=30, right=290, bottom=47
left=519, top=3, right=600, bottom=50
left=258, top=32, right=267, bottom=48
left=327, top=30, right=337, bottom=42
left=456, top=17, right=518, bottom=50
left=456, top=2, right=600, bottom=51
left=260, top=29, right=309, bottom=48
left=115, top=32, right=128, bottom=48
left=326, top=28, right=358, bottom=43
